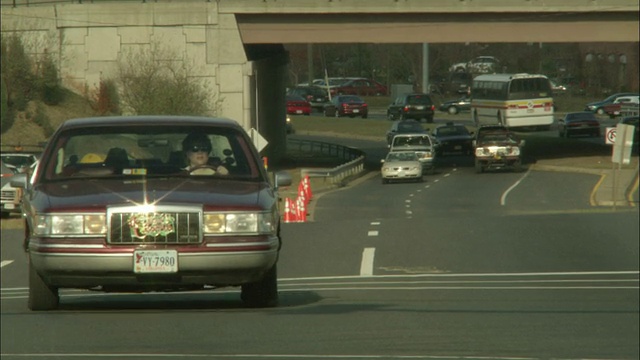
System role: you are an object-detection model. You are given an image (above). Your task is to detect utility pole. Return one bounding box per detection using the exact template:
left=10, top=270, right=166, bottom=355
left=307, top=44, right=314, bottom=84
left=422, top=43, right=429, bottom=94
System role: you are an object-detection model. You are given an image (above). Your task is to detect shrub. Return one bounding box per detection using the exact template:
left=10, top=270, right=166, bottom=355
left=0, top=77, right=15, bottom=134
left=38, top=50, right=65, bottom=105
left=117, top=42, right=218, bottom=116
left=91, top=78, right=121, bottom=115
left=1, top=34, right=35, bottom=111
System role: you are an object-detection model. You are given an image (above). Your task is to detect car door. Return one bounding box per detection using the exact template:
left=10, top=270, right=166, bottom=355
left=387, top=96, right=404, bottom=120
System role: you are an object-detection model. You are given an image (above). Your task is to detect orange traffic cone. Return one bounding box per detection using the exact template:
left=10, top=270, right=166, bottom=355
left=296, top=196, right=307, bottom=222
left=303, top=175, right=313, bottom=200
left=298, top=182, right=308, bottom=206
left=283, top=197, right=297, bottom=223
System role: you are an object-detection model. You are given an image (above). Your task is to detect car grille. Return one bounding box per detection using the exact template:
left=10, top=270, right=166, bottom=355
left=1, top=189, right=17, bottom=201
left=108, top=206, right=202, bottom=244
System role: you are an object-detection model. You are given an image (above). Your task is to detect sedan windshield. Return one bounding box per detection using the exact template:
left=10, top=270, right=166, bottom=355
left=40, top=125, right=259, bottom=181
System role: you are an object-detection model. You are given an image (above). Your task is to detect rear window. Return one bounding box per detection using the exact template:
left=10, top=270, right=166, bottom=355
left=407, top=95, right=432, bottom=105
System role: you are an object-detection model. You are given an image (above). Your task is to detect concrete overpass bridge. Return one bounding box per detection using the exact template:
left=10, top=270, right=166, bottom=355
left=1, top=0, right=638, bottom=160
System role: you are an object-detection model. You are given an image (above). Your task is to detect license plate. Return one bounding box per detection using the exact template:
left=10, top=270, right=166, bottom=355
left=4, top=203, right=15, bottom=210
left=416, top=106, right=425, bottom=110
left=134, top=250, right=178, bottom=273
left=296, top=110, right=303, bottom=114
left=353, top=109, right=359, bottom=113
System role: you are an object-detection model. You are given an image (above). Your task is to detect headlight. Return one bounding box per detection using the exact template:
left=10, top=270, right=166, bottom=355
left=204, top=211, right=276, bottom=235
left=587, top=105, right=597, bottom=110
left=475, top=147, right=490, bottom=157
left=34, top=214, right=107, bottom=235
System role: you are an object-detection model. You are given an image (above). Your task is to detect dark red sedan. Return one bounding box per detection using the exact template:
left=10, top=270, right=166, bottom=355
left=286, top=94, right=312, bottom=115
left=558, top=111, right=601, bottom=138
left=330, top=78, right=388, bottom=96
left=10, top=116, right=292, bottom=311
left=323, top=95, right=368, bottom=118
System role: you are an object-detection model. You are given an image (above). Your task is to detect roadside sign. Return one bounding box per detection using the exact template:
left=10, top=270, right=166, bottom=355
left=605, top=127, right=616, bottom=144
left=611, top=123, right=634, bottom=165
left=249, top=128, right=268, bottom=152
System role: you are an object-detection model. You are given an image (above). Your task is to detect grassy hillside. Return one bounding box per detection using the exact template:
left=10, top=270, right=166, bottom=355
left=1, top=91, right=96, bottom=151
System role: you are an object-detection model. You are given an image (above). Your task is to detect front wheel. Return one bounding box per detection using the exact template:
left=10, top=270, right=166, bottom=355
left=28, top=261, right=59, bottom=311
left=241, top=264, right=278, bottom=308
left=596, top=108, right=605, bottom=115
left=475, top=160, right=483, bottom=174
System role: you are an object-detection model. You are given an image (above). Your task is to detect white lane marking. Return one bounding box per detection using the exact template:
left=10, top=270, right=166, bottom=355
left=433, top=179, right=439, bottom=183
left=1, top=260, right=14, bottom=268
left=0, top=353, right=581, bottom=360
left=409, top=193, right=414, bottom=197
left=424, top=185, right=430, bottom=188
left=360, top=247, right=375, bottom=276
left=444, top=173, right=450, bottom=177
left=282, top=270, right=639, bottom=282
left=501, top=168, right=532, bottom=206
left=405, top=210, right=412, bottom=215
left=367, top=230, right=378, bottom=237
left=405, top=199, right=411, bottom=203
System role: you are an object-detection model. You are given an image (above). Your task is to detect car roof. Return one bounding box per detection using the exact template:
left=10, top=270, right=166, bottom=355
left=58, top=116, right=242, bottom=131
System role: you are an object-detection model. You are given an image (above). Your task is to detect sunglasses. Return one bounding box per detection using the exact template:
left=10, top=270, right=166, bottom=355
left=188, top=145, right=211, bottom=153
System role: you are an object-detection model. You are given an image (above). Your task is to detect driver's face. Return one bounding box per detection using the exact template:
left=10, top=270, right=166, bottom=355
left=187, top=149, right=209, bottom=167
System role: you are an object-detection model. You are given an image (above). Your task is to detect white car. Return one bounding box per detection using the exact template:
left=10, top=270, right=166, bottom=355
left=380, top=151, right=423, bottom=184
left=450, top=56, right=500, bottom=74
left=1, top=162, right=22, bottom=217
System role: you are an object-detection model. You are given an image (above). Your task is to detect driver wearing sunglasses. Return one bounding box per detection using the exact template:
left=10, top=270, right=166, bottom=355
left=182, top=132, right=229, bottom=175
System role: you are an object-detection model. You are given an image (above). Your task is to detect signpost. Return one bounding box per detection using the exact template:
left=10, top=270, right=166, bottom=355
left=609, top=123, right=635, bottom=210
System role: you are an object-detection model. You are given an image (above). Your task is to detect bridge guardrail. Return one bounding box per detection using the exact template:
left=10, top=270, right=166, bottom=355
left=287, top=138, right=366, bottom=186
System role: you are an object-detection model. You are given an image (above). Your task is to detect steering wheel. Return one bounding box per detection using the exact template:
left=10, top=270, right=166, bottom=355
left=188, top=165, right=218, bottom=175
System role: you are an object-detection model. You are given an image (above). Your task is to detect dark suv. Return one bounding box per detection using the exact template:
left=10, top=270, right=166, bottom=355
left=387, top=93, right=435, bottom=123
left=287, top=86, right=329, bottom=111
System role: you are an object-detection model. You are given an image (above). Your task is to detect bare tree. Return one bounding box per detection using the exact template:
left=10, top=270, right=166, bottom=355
left=117, top=41, right=220, bottom=116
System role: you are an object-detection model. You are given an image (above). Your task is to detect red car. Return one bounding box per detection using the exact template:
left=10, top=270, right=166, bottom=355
left=286, top=94, right=312, bottom=115
left=10, top=116, right=293, bottom=310
left=330, top=78, right=388, bottom=96
left=323, top=95, right=368, bottom=118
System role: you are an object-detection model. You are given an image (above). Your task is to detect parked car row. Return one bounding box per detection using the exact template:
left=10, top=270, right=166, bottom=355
left=296, top=77, right=388, bottom=97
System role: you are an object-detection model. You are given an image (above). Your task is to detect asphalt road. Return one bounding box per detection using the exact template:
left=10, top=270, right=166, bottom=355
left=1, top=122, right=638, bottom=360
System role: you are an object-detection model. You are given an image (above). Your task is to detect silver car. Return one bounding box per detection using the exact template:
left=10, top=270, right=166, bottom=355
left=380, top=151, right=423, bottom=184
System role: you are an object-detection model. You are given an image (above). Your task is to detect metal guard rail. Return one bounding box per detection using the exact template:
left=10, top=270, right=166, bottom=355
left=287, top=138, right=366, bottom=186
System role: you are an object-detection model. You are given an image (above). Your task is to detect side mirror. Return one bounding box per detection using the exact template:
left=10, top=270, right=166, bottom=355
left=274, top=171, right=292, bottom=189
left=10, top=173, right=29, bottom=189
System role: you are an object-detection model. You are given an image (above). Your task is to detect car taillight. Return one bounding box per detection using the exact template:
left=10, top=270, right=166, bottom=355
left=430, top=105, right=435, bottom=111
left=1, top=173, right=13, bottom=178
left=403, top=106, right=410, bottom=112
left=362, top=104, right=368, bottom=108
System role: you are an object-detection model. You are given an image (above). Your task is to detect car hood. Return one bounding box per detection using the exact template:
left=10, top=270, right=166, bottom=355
left=436, top=135, right=473, bottom=142
left=383, top=160, right=421, bottom=167
left=30, top=177, right=275, bottom=212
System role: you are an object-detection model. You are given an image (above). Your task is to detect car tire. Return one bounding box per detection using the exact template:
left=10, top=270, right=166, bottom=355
left=28, top=261, right=59, bottom=311
left=513, top=160, right=522, bottom=172
left=475, top=160, right=483, bottom=174
left=447, top=106, right=458, bottom=115
left=241, top=264, right=278, bottom=308
left=596, top=108, right=605, bottom=115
